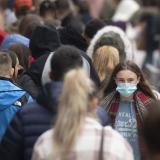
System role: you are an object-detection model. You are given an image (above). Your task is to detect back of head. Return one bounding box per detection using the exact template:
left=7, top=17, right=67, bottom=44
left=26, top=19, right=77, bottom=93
left=141, top=100, right=160, bottom=158
left=39, top=0, right=56, bottom=18
left=93, top=45, right=119, bottom=81
left=84, top=19, right=106, bottom=40
left=18, top=14, right=43, bottom=39
left=59, top=25, right=87, bottom=51
left=94, top=31, right=126, bottom=62
left=29, top=25, right=61, bottom=59
left=9, top=43, right=30, bottom=71
left=0, top=51, right=12, bottom=78
left=1, top=49, right=17, bottom=68
left=50, top=45, right=83, bottom=81
left=54, top=68, right=95, bottom=156
left=14, top=0, right=33, bottom=18
left=54, top=0, right=71, bottom=13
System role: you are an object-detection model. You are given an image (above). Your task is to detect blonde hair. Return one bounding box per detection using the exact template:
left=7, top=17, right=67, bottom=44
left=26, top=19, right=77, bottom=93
left=93, top=45, right=119, bottom=81
left=53, top=68, right=95, bottom=158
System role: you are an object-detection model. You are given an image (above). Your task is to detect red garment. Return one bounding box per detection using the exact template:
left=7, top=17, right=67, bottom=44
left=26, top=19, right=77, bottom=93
left=15, top=0, right=33, bottom=11
left=102, top=91, right=154, bottom=126
left=0, top=30, right=8, bottom=46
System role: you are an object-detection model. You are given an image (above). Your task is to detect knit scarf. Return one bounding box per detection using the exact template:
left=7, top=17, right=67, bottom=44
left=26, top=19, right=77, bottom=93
left=100, top=90, right=154, bottom=127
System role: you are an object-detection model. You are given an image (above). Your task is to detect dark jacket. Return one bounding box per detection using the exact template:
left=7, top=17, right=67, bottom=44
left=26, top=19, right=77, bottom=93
left=0, top=81, right=110, bottom=160
left=17, top=54, right=49, bottom=99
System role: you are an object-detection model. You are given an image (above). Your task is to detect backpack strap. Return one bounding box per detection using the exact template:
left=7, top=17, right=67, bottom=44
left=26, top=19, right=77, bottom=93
left=13, top=93, right=29, bottom=107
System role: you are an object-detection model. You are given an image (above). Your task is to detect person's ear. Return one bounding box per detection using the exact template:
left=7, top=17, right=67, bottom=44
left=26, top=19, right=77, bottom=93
left=137, top=77, right=140, bottom=84
left=9, top=67, right=14, bottom=78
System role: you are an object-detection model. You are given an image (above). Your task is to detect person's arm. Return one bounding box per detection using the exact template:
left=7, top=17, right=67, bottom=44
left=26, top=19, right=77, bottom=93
left=96, top=106, right=111, bottom=126
left=0, top=111, right=23, bottom=160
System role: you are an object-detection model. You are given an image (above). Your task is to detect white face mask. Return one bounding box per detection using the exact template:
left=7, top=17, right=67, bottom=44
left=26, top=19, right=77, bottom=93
left=116, top=83, right=137, bottom=97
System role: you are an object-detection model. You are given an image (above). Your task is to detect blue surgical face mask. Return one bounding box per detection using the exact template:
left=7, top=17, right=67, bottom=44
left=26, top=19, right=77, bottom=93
left=116, top=83, right=137, bottom=97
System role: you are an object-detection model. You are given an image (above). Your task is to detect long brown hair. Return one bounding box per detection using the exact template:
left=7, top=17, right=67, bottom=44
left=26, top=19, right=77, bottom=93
left=102, top=60, right=156, bottom=99
left=53, top=68, right=96, bottom=158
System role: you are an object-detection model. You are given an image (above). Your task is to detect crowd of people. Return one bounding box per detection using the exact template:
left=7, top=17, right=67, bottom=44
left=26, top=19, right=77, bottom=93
left=0, top=0, right=160, bottom=160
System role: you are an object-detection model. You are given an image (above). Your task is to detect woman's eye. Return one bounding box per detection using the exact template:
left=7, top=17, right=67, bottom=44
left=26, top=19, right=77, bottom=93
left=128, top=79, right=135, bottom=82
left=119, top=80, right=125, bottom=83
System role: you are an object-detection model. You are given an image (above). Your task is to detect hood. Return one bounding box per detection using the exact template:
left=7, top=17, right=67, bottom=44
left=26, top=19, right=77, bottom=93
left=87, top=25, right=133, bottom=60
left=27, top=53, right=49, bottom=88
left=1, top=34, right=29, bottom=49
left=36, top=81, right=63, bottom=113
left=0, top=80, right=25, bottom=110
left=29, top=25, right=61, bottom=59
left=41, top=52, right=91, bottom=86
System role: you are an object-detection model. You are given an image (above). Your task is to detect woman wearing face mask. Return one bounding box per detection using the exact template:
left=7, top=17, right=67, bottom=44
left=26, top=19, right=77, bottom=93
left=100, top=60, right=157, bottom=160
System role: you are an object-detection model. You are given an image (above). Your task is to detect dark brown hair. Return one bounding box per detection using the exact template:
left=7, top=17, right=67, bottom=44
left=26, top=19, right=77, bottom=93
left=9, top=43, right=30, bottom=71
left=102, top=60, right=156, bottom=99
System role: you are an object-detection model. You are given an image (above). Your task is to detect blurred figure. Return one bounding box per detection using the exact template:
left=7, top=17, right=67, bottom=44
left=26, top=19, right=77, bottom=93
left=32, top=68, right=133, bottom=160
left=55, top=0, right=84, bottom=34
left=1, top=34, right=29, bottom=49
left=9, top=43, right=31, bottom=74
left=3, top=49, right=22, bottom=81
left=85, top=0, right=104, bottom=18
left=84, top=18, right=106, bottom=44
left=141, top=100, right=160, bottom=160
left=18, top=14, right=43, bottom=39
left=39, top=0, right=57, bottom=22
left=14, top=0, right=33, bottom=18
left=93, top=45, right=119, bottom=82
left=0, top=51, right=31, bottom=141
left=0, top=1, right=8, bottom=45
left=19, top=25, right=61, bottom=99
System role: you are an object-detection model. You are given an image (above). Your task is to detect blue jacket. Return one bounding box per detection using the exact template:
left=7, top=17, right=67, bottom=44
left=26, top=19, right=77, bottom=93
left=0, top=81, right=110, bottom=160
left=0, top=79, right=32, bottom=140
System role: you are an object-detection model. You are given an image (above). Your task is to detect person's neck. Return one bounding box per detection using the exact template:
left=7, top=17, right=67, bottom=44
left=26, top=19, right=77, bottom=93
left=0, top=75, right=11, bottom=79
left=120, top=95, right=133, bottom=101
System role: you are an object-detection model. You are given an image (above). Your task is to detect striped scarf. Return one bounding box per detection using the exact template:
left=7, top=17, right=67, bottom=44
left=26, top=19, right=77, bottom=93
left=100, top=90, right=154, bottom=127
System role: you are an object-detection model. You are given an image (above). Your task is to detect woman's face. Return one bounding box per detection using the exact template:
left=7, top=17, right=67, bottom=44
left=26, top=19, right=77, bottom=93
left=115, top=69, right=140, bottom=85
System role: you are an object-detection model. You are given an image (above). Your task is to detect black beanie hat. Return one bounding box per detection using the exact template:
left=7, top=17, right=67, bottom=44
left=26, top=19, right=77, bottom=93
left=29, top=25, right=61, bottom=59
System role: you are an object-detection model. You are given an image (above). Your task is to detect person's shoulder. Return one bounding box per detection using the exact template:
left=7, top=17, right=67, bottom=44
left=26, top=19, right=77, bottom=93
left=152, top=89, right=160, bottom=99
left=104, top=126, right=133, bottom=150
left=32, top=129, right=53, bottom=158
left=103, top=126, right=134, bottom=159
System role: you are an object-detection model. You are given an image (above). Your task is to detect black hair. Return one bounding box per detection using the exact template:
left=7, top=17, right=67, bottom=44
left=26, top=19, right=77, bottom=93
left=84, top=19, right=106, bottom=39
left=51, top=45, right=83, bottom=81
left=15, top=6, right=31, bottom=18
left=39, top=0, right=56, bottom=17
